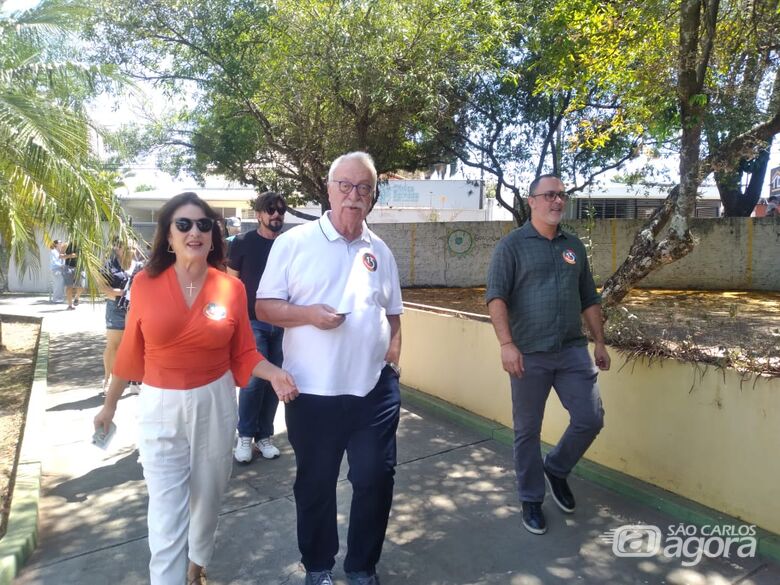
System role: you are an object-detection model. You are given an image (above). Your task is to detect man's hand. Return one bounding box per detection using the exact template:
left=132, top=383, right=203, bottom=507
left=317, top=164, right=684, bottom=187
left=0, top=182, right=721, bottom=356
left=501, top=342, right=525, bottom=378
left=308, top=304, right=346, bottom=330
left=594, top=342, right=611, bottom=371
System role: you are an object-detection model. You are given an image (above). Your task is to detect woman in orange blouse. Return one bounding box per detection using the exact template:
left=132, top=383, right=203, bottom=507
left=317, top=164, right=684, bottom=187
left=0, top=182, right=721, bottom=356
left=94, top=192, right=298, bottom=585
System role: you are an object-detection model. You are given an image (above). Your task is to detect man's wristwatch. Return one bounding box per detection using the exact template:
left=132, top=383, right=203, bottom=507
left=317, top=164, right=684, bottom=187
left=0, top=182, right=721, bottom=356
left=387, top=361, right=401, bottom=376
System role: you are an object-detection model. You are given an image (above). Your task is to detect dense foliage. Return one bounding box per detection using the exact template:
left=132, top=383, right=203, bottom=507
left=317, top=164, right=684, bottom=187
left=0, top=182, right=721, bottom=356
left=0, top=2, right=129, bottom=287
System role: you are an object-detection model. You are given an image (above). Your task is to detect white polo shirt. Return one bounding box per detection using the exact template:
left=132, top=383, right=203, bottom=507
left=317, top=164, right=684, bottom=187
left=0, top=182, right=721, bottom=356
left=257, top=212, right=403, bottom=397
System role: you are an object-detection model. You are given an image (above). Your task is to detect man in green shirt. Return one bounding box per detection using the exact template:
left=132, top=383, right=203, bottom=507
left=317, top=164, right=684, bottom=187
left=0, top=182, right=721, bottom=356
left=486, top=174, right=610, bottom=535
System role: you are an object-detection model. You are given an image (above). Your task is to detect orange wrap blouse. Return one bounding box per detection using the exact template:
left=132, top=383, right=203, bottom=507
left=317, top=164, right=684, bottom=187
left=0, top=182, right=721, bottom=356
left=113, top=266, right=264, bottom=389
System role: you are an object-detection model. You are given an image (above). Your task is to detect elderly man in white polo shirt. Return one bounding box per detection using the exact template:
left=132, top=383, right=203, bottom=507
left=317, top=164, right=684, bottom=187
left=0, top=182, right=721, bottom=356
left=255, top=151, right=402, bottom=585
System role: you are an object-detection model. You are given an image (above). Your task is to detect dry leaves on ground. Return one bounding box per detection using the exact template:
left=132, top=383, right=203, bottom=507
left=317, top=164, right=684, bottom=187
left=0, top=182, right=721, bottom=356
left=401, top=287, right=780, bottom=377
left=0, top=320, right=40, bottom=538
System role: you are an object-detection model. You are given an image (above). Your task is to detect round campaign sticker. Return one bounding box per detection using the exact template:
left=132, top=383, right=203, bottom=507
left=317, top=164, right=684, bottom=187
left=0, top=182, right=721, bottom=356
left=363, top=253, right=378, bottom=272
left=562, top=249, right=577, bottom=265
left=203, top=302, right=227, bottom=321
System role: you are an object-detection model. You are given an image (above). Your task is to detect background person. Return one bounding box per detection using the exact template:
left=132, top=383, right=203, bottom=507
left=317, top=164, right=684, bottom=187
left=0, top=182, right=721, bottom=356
left=49, top=239, right=65, bottom=303
left=94, top=192, right=298, bottom=585
left=224, top=216, right=242, bottom=257
left=256, top=152, right=402, bottom=585
left=63, top=241, right=84, bottom=310
left=227, top=192, right=287, bottom=462
left=486, top=174, right=610, bottom=536
left=98, top=238, right=142, bottom=395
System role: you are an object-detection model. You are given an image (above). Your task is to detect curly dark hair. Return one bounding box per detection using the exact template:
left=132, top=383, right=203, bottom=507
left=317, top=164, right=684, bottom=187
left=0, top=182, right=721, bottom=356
left=145, top=192, right=225, bottom=277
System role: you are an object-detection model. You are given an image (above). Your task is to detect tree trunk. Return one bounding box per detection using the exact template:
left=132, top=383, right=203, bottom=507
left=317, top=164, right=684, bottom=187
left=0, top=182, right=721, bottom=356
left=600, top=186, right=695, bottom=307
left=0, top=244, right=8, bottom=293
left=718, top=146, right=771, bottom=217
left=511, top=189, right=529, bottom=227
left=601, top=0, right=716, bottom=308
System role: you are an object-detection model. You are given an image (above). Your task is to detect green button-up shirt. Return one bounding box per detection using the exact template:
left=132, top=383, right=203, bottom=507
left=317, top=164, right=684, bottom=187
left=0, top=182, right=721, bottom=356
left=485, top=221, right=600, bottom=353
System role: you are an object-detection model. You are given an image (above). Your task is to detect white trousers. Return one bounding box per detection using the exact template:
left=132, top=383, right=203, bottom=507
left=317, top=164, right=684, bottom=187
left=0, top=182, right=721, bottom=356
left=50, top=269, right=64, bottom=303
left=137, top=370, right=237, bottom=585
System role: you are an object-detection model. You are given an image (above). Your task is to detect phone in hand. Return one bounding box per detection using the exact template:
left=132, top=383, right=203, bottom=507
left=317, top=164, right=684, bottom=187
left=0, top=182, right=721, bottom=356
left=92, top=422, right=117, bottom=450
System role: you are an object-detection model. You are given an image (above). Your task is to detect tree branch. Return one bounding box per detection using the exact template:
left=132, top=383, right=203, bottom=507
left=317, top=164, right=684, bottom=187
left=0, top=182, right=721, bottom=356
left=701, top=107, right=780, bottom=177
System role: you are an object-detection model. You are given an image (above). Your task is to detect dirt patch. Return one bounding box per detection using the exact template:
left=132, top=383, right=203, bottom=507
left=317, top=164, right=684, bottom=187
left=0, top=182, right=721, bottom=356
left=0, top=319, right=40, bottom=538
left=402, top=287, right=780, bottom=377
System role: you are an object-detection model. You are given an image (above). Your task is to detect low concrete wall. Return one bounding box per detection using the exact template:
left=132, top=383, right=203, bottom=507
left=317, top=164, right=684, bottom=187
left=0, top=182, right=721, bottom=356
left=9, top=217, right=779, bottom=293
left=373, top=217, right=780, bottom=290
left=399, top=306, right=780, bottom=535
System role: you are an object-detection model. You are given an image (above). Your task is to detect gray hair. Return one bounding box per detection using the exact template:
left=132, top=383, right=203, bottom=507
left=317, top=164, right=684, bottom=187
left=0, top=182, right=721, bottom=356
left=327, top=151, right=377, bottom=186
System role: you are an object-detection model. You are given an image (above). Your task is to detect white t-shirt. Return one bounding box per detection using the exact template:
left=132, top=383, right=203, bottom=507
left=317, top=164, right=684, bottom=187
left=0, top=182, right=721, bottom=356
left=257, top=213, right=403, bottom=397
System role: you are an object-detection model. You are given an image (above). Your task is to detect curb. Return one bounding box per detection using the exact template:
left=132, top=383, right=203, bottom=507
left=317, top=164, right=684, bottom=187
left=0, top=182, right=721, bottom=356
left=400, top=384, right=780, bottom=564
left=0, top=329, right=47, bottom=584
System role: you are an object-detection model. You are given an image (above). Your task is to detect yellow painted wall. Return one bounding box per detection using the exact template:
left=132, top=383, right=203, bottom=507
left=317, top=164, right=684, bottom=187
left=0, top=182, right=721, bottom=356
left=400, top=307, right=780, bottom=535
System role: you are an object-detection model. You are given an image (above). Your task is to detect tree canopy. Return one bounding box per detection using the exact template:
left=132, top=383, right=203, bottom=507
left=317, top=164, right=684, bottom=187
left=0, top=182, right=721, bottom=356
left=87, top=0, right=510, bottom=210
left=0, top=2, right=130, bottom=290
left=78, top=0, right=780, bottom=304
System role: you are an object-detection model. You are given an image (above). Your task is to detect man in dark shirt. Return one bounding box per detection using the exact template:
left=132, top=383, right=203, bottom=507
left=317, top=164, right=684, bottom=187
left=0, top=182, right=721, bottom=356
left=485, top=174, right=610, bottom=536
left=227, top=191, right=287, bottom=463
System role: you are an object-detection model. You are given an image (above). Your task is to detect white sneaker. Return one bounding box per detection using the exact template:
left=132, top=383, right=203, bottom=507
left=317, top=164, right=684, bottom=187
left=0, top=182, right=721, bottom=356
left=234, top=436, right=253, bottom=463
left=255, top=437, right=280, bottom=459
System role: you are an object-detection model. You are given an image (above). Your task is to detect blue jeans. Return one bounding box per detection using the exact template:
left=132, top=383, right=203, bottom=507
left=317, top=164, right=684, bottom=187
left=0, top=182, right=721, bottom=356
left=236, top=321, right=283, bottom=440
left=285, top=365, right=401, bottom=574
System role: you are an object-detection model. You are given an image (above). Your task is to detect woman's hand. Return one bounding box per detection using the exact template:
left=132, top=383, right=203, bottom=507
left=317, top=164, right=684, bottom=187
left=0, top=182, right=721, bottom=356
left=270, top=368, right=299, bottom=404
left=252, top=359, right=299, bottom=404
left=94, top=405, right=116, bottom=435
left=94, top=376, right=128, bottom=433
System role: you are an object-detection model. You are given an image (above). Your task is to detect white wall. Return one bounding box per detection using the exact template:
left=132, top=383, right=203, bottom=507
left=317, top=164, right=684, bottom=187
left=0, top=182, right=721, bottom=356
left=7, top=239, right=60, bottom=295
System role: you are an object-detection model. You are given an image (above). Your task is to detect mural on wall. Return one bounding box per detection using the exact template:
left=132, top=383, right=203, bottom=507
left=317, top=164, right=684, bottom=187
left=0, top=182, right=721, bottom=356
left=447, top=229, right=474, bottom=255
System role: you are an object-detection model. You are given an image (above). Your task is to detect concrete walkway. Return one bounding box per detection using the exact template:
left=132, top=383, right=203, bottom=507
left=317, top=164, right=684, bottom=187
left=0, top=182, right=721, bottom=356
left=2, top=294, right=779, bottom=585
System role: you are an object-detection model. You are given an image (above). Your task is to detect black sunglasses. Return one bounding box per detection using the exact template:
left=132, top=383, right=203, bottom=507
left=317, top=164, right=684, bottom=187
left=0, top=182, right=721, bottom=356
left=174, top=217, right=215, bottom=233
left=264, top=205, right=287, bottom=215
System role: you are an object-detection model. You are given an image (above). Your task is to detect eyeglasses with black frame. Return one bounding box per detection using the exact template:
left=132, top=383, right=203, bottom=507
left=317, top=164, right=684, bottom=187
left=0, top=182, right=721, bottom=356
left=530, top=190, right=569, bottom=202
left=174, top=217, right=215, bottom=233
left=330, top=180, right=374, bottom=197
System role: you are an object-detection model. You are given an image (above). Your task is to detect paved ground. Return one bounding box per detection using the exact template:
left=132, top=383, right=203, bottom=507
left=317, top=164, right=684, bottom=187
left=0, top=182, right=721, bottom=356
left=2, top=294, right=780, bottom=585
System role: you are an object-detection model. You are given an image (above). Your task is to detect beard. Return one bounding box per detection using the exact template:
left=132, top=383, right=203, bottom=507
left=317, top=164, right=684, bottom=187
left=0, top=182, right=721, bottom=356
left=266, top=219, right=283, bottom=233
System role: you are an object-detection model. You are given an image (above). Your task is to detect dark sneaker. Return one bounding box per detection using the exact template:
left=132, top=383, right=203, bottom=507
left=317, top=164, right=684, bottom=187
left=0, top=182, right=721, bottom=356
left=544, top=467, right=575, bottom=513
left=347, top=571, right=381, bottom=585
left=521, top=501, right=547, bottom=535
left=305, top=571, right=334, bottom=585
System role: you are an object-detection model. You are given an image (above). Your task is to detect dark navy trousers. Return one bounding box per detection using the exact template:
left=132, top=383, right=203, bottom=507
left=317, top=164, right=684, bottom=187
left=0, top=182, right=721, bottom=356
left=285, top=365, right=401, bottom=574
left=510, top=345, right=605, bottom=502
